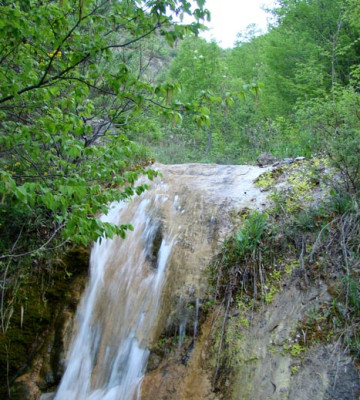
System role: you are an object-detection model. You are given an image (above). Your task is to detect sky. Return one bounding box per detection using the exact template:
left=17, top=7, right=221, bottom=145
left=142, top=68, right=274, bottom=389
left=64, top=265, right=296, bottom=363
left=198, top=0, right=277, bottom=48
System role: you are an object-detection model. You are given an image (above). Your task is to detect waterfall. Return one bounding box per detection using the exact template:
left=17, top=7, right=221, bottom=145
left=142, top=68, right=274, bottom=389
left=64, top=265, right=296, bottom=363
left=55, top=195, right=174, bottom=400
left=53, top=163, right=270, bottom=400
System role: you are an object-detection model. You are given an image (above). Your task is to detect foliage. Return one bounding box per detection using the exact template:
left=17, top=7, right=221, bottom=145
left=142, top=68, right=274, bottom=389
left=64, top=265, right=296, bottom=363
left=208, top=210, right=273, bottom=307
left=150, top=36, right=263, bottom=163
left=1, top=0, right=360, bottom=392
left=264, top=285, right=279, bottom=304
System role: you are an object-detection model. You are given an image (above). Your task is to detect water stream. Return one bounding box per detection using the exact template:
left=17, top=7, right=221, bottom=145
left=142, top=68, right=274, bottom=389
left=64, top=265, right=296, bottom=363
left=55, top=196, right=174, bottom=400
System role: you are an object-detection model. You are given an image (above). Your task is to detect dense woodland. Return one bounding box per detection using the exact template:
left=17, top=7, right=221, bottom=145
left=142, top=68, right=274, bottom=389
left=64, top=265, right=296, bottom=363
left=0, top=0, right=360, bottom=396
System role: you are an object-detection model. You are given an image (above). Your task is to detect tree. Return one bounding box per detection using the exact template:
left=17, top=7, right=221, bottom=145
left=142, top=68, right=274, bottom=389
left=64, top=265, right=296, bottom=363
left=218, top=0, right=360, bottom=159
left=156, top=36, right=259, bottom=163
left=0, top=0, right=209, bottom=257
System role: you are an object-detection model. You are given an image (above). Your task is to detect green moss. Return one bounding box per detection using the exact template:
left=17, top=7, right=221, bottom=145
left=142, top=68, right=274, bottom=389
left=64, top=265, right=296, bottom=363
left=244, top=355, right=258, bottom=363
left=283, top=340, right=306, bottom=357
left=290, top=343, right=306, bottom=357
left=268, top=344, right=277, bottom=354
left=264, top=285, right=280, bottom=304
left=290, top=365, right=299, bottom=375
left=284, top=261, right=300, bottom=275
left=255, top=171, right=276, bottom=191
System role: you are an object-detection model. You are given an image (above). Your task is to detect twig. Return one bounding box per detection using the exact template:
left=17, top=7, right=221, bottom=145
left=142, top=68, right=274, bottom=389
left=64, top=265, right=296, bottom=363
left=0, top=224, right=66, bottom=260
left=300, top=234, right=308, bottom=285
left=340, top=215, right=351, bottom=318
left=309, top=218, right=338, bottom=262
left=1, top=226, right=23, bottom=334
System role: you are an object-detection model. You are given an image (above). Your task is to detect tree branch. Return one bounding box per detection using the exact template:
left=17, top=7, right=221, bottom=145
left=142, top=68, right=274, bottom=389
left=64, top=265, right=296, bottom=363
left=0, top=224, right=66, bottom=260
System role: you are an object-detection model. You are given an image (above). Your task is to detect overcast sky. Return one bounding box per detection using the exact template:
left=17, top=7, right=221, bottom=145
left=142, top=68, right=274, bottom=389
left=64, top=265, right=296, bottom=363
left=198, top=0, right=277, bottom=48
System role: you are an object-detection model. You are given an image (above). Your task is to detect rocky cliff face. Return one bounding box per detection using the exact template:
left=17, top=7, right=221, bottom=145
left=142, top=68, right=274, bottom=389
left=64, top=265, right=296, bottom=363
left=143, top=275, right=360, bottom=400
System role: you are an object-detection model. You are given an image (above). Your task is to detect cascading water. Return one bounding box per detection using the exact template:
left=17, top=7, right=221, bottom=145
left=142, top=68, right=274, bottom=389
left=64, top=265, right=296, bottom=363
left=193, top=298, right=200, bottom=339
left=55, top=195, right=174, bottom=400
left=53, top=163, right=270, bottom=400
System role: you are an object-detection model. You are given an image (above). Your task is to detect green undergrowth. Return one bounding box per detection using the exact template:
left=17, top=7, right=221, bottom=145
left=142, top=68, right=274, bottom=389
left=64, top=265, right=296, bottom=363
left=207, top=158, right=360, bottom=391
